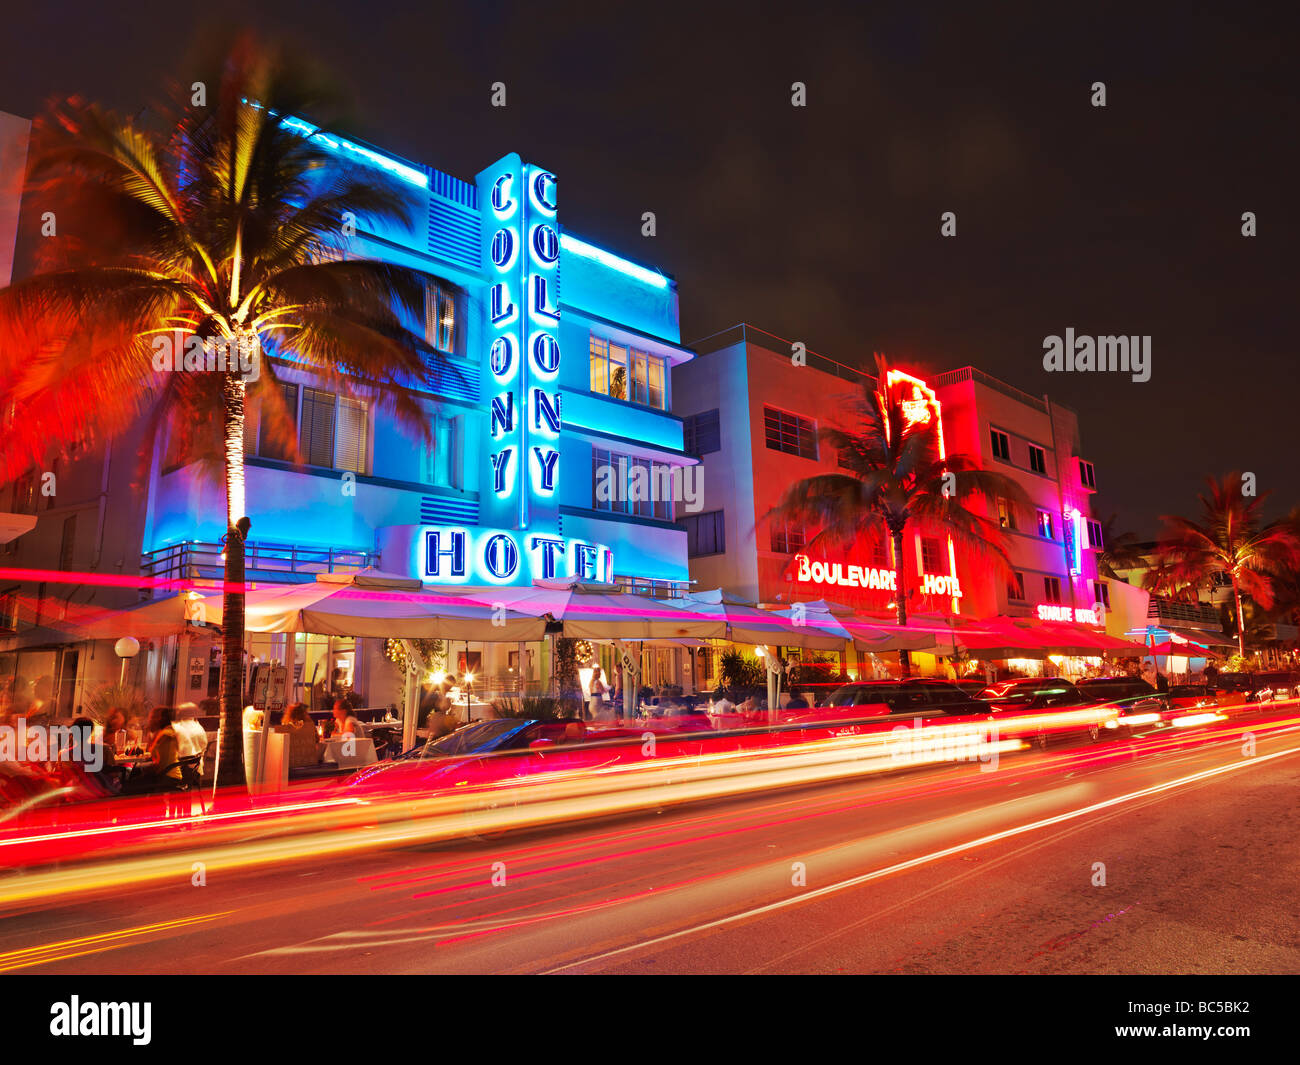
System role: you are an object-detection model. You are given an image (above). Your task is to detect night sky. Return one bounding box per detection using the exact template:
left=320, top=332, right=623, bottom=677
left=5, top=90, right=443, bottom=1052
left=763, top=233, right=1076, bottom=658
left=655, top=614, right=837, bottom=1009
left=2, top=2, right=1296, bottom=536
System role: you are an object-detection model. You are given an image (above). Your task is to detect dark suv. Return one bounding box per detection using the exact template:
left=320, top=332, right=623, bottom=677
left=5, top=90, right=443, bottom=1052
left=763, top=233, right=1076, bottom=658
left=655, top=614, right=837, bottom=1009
left=977, top=677, right=1107, bottom=746
left=1076, top=676, right=1170, bottom=728
left=825, top=679, right=988, bottom=717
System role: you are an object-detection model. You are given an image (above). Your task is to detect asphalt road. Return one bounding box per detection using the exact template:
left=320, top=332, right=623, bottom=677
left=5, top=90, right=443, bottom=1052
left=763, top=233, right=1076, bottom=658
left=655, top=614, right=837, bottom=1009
left=3, top=713, right=1298, bottom=975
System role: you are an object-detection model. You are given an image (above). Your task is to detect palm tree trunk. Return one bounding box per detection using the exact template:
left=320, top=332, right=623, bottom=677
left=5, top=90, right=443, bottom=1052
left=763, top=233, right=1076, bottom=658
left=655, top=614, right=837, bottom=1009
left=1232, top=576, right=1246, bottom=661
left=216, top=372, right=249, bottom=789
left=893, top=528, right=911, bottom=677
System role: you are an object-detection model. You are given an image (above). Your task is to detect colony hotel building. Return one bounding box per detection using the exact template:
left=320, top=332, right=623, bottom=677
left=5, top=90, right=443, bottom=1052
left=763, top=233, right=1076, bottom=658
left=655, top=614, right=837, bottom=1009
left=673, top=324, right=1111, bottom=678
left=0, top=122, right=696, bottom=709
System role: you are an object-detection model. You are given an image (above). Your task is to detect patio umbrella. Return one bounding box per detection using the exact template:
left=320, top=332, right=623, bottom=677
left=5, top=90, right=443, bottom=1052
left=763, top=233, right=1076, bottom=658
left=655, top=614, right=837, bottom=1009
left=680, top=589, right=830, bottom=648
left=455, top=581, right=726, bottom=640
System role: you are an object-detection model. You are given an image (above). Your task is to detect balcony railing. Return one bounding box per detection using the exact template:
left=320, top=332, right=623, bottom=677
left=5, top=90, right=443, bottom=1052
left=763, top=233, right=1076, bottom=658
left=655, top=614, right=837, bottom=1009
left=141, top=540, right=379, bottom=587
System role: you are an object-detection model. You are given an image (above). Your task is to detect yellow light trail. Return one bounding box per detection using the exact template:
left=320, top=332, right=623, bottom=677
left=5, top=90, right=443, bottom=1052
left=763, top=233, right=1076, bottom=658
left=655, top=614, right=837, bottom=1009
left=0, top=911, right=233, bottom=972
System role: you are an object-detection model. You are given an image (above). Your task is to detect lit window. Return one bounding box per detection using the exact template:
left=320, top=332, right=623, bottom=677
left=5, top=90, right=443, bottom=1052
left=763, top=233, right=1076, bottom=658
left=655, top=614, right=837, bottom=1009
left=336, top=397, right=369, bottom=475
left=997, top=497, right=1017, bottom=530
left=424, top=279, right=458, bottom=355
left=1037, top=511, right=1055, bottom=540
left=588, top=334, right=666, bottom=409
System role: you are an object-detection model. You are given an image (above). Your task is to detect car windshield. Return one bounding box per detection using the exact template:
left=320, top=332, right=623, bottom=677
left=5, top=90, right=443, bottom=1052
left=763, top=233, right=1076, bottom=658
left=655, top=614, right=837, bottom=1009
left=418, top=720, right=528, bottom=758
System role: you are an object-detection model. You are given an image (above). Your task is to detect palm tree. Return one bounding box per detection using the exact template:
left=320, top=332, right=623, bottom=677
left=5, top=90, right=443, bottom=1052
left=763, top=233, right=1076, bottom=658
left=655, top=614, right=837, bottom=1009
left=1143, top=475, right=1300, bottom=659
left=1095, top=514, right=1146, bottom=581
left=0, top=38, right=445, bottom=788
left=768, top=354, right=1029, bottom=675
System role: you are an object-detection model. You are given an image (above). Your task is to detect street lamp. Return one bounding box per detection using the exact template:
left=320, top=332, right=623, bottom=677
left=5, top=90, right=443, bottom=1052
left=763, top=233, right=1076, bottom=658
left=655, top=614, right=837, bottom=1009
left=114, top=636, right=140, bottom=687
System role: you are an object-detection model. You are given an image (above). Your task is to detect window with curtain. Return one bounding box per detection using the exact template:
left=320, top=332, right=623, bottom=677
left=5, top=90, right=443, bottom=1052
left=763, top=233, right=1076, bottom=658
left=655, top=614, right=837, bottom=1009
left=300, top=387, right=337, bottom=468
left=588, top=333, right=665, bottom=409
left=424, top=278, right=459, bottom=355
left=335, top=397, right=369, bottom=474
left=258, top=382, right=299, bottom=461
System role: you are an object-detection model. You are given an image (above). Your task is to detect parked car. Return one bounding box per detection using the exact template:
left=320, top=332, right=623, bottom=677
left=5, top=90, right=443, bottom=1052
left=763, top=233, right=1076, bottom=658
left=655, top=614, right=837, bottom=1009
left=824, top=679, right=989, bottom=717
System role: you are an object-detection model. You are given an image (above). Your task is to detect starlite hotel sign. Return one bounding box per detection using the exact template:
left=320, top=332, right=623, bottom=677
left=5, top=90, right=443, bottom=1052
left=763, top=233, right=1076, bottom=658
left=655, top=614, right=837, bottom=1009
left=382, top=154, right=612, bottom=586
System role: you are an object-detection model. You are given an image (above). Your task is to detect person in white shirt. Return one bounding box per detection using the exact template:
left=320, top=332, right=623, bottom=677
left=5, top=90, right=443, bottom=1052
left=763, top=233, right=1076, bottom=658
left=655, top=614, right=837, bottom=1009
left=711, top=688, right=735, bottom=715
left=588, top=667, right=609, bottom=721
left=172, top=702, right=210, bottom=767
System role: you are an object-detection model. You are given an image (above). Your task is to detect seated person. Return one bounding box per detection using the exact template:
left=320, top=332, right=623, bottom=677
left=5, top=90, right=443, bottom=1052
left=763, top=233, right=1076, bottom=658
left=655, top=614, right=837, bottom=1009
left=785, top=689, right=810, bottom=710
left=278, top=702, right=322, bottom=768
left=560, top=719, right=588, bottom=744
left=172, top=702, right=210, bottom=768
left=426, top=692, right=455, bottom=740
left=122, top=707, right=183, bottom=791
left=326, top=699, right=363, bottom=739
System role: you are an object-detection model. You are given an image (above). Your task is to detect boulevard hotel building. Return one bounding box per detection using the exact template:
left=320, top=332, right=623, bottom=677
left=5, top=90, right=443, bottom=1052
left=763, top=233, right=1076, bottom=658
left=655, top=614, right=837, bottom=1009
left=672, top=324, right=1110, bottom=676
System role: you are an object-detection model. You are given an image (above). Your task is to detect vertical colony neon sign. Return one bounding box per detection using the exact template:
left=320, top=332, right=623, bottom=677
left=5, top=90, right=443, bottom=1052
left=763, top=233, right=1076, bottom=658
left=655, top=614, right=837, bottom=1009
left=483, top=154, right=562, bottom=532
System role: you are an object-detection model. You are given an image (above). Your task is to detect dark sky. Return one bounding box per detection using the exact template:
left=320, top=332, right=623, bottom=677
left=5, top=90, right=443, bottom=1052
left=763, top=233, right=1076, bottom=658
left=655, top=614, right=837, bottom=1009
left=2, top=1, right=1297, bottom=536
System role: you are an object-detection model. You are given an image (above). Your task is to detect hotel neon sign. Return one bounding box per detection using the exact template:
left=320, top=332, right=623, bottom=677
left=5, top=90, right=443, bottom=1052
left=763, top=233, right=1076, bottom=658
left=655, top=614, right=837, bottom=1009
left=485, top=159, right=563, bottom=528
left=1036, top=603, right=1100, bottom=626
left=793, top=554, right=962, bottom=598
left=422, top=527, right=613, bottom=585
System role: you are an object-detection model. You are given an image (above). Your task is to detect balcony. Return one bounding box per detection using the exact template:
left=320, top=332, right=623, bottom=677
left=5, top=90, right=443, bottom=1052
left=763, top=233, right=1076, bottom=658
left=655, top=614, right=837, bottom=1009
left=141, top=540, right=379, bottom=588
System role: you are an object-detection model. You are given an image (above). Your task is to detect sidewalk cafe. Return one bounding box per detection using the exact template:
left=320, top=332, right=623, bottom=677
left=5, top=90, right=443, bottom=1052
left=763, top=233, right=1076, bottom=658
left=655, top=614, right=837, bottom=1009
left=53, top=567, right=1150, bottom=788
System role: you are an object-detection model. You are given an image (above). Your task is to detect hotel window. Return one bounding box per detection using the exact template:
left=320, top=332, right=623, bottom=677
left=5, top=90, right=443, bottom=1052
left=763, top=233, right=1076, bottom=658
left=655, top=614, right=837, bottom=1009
left=589, top=335, right=667, bottom=409
left=591, top=448, right=672, bottom=519
left=12, top=472, right=36, bottom=513
left=1092, top=580, right=1110, bottom=608
left=335, top=397, right=369, bottom=475
left=680, top=510, right=725, bottom=557
left=1087, top=518, right=1104, bottom=549
left=870, top=538, right=891, bottom=569
left=1028, top=444, right=1047, bottom=475
left=764, top=407, right=818, bottom=460
left=423, top=413, right=461, bottom=489
left=1037, top=510, right=1055, bottom=540
left=990, top=429, right=1010, bottom=462
left=424, top=278, right=459, bottom=355
left=1009, top=571, right=1026, bottom=601
left=300, top=388, right=338, bottom=468
left=683, top=409, right=721, bottom=455
left=592, top=448, right=628, bottom=514
left=1079, top=460, right=1097, bottom=489
left=255, top=382, right=300, bottom=461
left=59, top=514, right=76, bottom=570
left=770, top=521, right=806, bottom=554
left=1043, top=576, right=1062, bottom=604
left=920, top=537, right=943, bottom=573
left=996, top=496, right=1017, bottom=530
